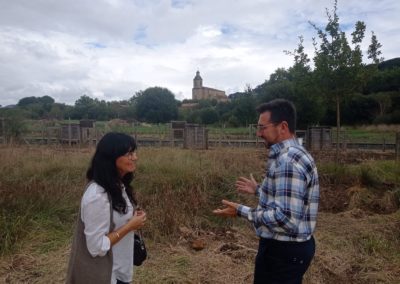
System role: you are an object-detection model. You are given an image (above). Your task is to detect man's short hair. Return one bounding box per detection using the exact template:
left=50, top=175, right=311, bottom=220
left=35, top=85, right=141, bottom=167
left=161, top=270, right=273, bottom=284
left=256, top=99, right=296, bottom=133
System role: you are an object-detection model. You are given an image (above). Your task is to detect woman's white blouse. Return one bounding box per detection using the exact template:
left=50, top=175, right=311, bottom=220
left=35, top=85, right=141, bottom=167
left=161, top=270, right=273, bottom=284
left=81, top=182, right=135, bottom=284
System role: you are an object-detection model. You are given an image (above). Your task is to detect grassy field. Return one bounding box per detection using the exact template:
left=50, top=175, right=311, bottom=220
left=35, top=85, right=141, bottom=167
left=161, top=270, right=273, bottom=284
left=332, top=125, right=400, bottom=143
left=21, top=120, right=400, bottom=143
left=0, top=146, right=399, bottom=283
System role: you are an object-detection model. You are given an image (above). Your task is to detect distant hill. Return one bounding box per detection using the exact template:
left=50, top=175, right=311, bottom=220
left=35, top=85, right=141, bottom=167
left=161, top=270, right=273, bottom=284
left=0, top=104, right=17, bottom=109
left=378, top=57, right=400, bottom=70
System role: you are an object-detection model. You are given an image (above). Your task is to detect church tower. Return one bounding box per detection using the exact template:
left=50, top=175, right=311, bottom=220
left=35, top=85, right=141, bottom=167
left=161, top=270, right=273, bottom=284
left=191, top=70, right=227, bottom=102
left=193, top=70, right=203, bottom=88
left=192, top=70, right=203, bottom=100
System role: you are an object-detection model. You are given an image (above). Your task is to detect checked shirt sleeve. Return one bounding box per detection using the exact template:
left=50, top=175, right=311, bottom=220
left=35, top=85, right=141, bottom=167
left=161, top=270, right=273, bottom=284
left=241, top=159, right=308, bottom=235
left=236, top=184, right=261, bottom=218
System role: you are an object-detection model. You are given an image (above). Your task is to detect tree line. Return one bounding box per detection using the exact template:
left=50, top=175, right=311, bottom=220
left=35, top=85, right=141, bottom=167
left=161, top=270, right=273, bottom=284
left=1, top=0, right=399, bottom=129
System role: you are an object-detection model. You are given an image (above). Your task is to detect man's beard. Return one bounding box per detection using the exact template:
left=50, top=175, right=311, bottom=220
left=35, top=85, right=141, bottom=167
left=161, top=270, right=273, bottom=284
left=263, top=140, right=272, bottom=149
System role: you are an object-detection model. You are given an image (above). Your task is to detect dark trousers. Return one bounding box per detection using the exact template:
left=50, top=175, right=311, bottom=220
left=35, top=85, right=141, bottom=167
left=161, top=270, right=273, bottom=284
left=254, top=236, right=315, bottom=284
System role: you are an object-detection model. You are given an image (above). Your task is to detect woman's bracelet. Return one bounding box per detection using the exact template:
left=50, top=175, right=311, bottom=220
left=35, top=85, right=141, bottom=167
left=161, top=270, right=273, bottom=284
left=115, top=231, right=120, bottom=239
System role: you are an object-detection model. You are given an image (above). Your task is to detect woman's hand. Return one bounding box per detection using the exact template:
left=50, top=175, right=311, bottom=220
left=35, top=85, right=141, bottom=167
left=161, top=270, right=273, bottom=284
left=108, top=209, right=147, bottom=246
left=235, top=173, right=258, bottom=195
left=127, top=210, right=147, bottom=231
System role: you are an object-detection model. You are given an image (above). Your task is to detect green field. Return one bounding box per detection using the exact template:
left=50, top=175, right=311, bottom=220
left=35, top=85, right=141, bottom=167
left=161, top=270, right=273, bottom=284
left=20, top=120, right=400, bottom=143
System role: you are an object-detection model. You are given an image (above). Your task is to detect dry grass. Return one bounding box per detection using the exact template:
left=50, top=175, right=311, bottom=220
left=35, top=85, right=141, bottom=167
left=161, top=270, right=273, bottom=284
left=307, top=211, right=400, bottom=284
left=1, top=145, right=400, bottom=283
left=2, top=211, right=398, bottom=284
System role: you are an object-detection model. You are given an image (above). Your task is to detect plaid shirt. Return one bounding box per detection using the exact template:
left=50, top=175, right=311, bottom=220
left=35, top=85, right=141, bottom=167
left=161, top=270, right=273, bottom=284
left=237, top=138, right=319, bottom=242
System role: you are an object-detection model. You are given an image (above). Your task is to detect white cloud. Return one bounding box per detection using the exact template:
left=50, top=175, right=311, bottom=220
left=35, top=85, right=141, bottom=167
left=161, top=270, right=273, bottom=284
left=0, top=0, right=399, bottom=106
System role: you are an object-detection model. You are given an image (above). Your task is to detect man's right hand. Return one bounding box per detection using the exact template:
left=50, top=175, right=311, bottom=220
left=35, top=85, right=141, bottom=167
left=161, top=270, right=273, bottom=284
left=235, top=173, right=258, bottom=195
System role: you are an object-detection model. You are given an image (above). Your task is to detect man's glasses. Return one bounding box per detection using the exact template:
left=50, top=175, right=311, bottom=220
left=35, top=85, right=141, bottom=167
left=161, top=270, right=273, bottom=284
left=256, top=122, right=277, bottom=131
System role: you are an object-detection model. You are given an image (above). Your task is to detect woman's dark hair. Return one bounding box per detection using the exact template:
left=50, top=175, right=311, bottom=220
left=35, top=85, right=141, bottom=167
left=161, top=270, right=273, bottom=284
left=86, top=132, right=137, bottom=213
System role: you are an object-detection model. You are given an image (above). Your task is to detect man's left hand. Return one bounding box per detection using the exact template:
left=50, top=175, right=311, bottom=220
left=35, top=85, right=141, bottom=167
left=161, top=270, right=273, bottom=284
left=212, top=199, right=239, bottom=217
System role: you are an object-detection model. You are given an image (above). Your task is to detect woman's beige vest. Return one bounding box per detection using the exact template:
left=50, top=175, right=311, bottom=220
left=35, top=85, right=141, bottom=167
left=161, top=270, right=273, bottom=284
left=66, top=188, right=115, bottom=284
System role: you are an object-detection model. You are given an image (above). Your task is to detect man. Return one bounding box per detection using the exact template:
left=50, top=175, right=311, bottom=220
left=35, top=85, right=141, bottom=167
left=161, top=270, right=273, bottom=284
left=213, top=99, right=319, bottom=284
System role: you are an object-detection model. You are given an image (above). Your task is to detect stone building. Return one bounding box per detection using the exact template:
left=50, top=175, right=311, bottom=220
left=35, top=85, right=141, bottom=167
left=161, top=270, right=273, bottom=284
left=192, top=71, right=228, bottom=102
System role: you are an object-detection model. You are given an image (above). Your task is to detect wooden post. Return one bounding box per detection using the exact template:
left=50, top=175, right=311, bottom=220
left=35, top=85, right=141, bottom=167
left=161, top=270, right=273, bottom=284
left=219, top=128, right=222, bottom=147
left=68, top=118, right=72, bottom=147
left=343, top=130, right=347, bottom=151
left=205, top=128, right=208, bottom=150
left=158, top=124, right=162, bottom=147
left=42, top=122, right=45, bottom=144
left=396, top=132, right=400, bottom=162
left=170, top=123, right=175, bottom=148
left=194, top=126, right=198, bottom=148
left=0, top=118, right=4, bottom=144
left=134, top=124, right=138, bottom=147
left=93, top=122, right=97, bottom=146
left=383, top=137, right=386, bottom=152
left=320, top=128, right=323, bottom=150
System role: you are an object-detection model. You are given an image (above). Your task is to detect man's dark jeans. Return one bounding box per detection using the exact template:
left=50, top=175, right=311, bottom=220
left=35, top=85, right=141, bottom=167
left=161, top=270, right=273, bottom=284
left=254, top=236, right=315, bottom=284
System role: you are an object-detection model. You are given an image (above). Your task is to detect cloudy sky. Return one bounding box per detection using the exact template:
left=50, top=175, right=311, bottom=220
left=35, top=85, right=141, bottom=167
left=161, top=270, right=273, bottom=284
left=0, top=0, right=399, bottom=106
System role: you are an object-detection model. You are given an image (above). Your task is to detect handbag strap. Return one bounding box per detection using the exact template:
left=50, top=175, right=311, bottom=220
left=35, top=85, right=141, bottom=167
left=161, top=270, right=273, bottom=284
left=85, top=181, right=114, bottom=231
left=107, top=192, right=115, bottom=232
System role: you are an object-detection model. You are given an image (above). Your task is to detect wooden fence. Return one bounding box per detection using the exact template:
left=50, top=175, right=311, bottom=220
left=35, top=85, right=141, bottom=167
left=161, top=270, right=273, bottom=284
left=0, top=119, right=399, bottom=155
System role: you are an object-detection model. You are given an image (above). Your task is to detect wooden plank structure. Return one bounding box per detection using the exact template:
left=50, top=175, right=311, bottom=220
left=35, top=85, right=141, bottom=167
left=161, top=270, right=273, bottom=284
left=183, top=123, right=208, bottom=150
left=80, top=119, right=97, bottom=145
left=396, top=132, right=400, bottom=161
left=0, top=118, right=5, bottom=144
left=295, top=130, right=307, bottom=146
left=306, top=126, right=332, bottom=151
left=60, top=122, right=80, bottom=145
left=60, top=120, right=97, bottom=145
left=169, top=121, right=208, bottom=149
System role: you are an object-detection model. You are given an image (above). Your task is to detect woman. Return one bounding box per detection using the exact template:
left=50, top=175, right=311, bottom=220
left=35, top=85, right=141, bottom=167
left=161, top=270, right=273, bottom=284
left=66, top=132, right=147, bottom=284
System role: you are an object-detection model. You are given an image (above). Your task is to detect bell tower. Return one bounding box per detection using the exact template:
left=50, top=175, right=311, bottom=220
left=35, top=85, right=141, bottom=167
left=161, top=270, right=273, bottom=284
left=193, top=70, right=202, bottom=88
left=192, top=70, right=203, bottom=100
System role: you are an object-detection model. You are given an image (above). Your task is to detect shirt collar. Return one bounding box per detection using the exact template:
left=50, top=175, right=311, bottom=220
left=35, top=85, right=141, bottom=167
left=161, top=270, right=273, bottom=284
left=268, top=137, right=299, bottom=159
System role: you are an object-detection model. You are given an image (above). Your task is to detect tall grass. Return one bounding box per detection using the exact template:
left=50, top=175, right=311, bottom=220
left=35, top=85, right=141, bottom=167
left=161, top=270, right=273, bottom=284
left=0, top=146, right=262, bottom=254
left=134, top=148, right=262, bottom=241
left=1, top=146, right=399, bottom=256
left=317, top=160, right=400, bottom=213
left=0, top=147, right=88, bottom=255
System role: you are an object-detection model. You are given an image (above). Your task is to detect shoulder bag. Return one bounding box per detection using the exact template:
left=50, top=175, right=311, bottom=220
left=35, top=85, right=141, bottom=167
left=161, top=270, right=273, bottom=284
left=133, top=230, right=147, bottom=266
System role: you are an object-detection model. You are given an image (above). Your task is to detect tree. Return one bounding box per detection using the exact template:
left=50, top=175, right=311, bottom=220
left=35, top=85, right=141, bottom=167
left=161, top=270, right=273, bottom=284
left=341, top=93, right=378, bottom=124
left=231, top=96, right=257, bottom=126
left=309, top=0, right=382, bottom=161
left=255, top=69, right=295, bottom=103
left=135, top=87, right=178, bottom=123
left=370, top=92, right=393, bottom=116
left=285, top=36, right=326, bottom=128
left=18, top=96, right=38, bottom=107
left=48, top=103, right=66, bottom=120
left=16, top=96, right=56, bottom=118
left=368, top=31, right=384, bottom=65
left=2, top=109, right=28, bottom=143
left=199, top=108, right=219, bottom=124
left=73, top=95, right=96, bottom=119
